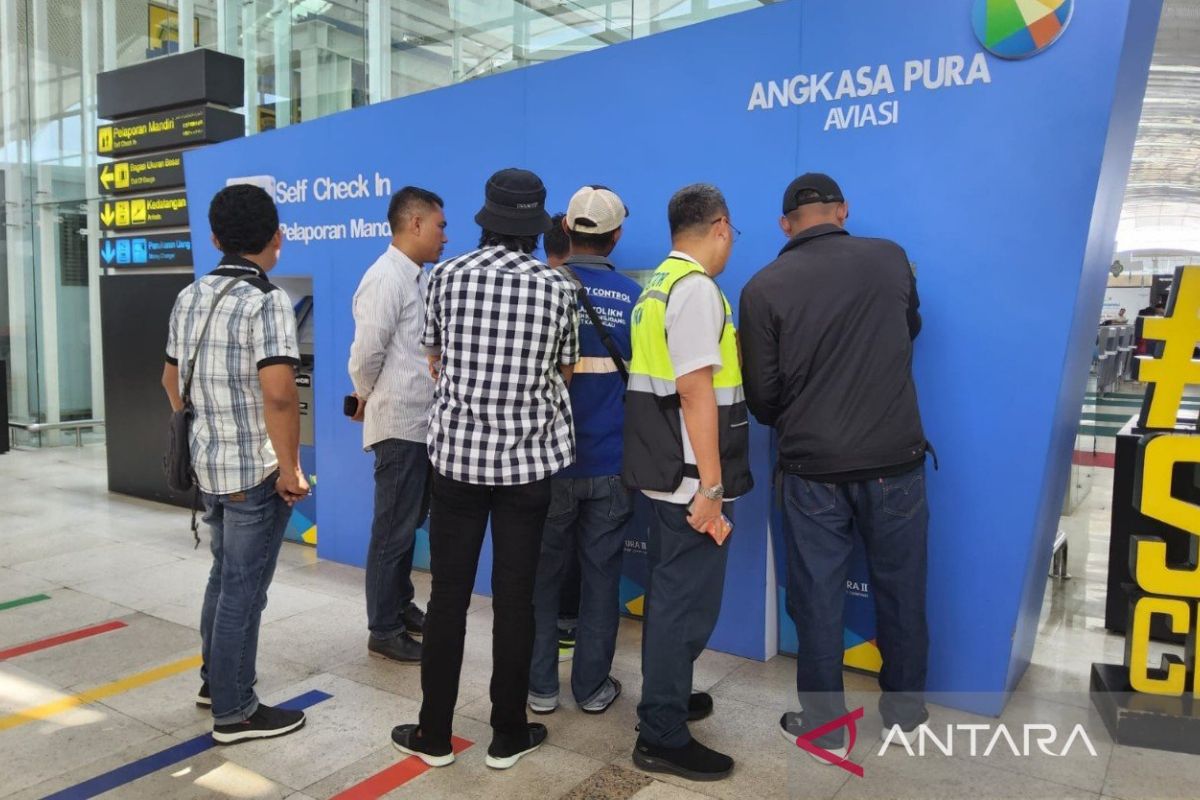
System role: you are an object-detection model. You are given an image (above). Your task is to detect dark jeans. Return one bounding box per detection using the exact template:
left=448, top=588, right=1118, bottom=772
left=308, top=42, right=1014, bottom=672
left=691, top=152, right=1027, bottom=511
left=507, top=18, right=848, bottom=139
left=637, top=499, right=730, bottom=748
left=366, top=438, right=430, bottom=639
left=781, top=465, right=929, bottom=746
left=530, top=475, right=632, bottom=704
left=559, top=550, right=581, bottom=629
left=200, top=472, right=291, bottom=725
left=418, top=471, right=552, bottom=749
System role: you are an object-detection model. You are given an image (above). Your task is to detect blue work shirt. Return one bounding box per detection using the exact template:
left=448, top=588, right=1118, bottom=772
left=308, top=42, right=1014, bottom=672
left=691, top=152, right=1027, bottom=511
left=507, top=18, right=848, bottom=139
left=557, top=254, right=639, bottom=478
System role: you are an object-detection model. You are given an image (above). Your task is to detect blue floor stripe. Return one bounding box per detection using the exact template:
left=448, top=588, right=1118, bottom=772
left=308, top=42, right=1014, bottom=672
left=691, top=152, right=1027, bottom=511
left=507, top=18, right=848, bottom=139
left=42, top=689, right=333, bottom=800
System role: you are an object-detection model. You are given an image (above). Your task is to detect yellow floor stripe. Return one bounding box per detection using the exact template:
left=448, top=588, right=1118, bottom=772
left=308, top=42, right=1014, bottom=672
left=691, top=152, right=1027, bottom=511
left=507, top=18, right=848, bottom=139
left=0, top=654, right=201, bottom=732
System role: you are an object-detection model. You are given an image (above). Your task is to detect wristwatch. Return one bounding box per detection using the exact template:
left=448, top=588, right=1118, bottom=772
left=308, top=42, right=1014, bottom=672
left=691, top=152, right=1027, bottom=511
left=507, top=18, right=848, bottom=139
left=697, top=483, right=725, bottom=501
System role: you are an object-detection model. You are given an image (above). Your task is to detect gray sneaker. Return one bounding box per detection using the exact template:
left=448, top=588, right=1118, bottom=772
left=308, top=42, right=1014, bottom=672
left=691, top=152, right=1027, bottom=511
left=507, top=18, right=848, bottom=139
left=368, top=633, right=422, bottom=663
left=780, top=712, right=848, bottom=763
left=580, top=676, right=622, bottom=714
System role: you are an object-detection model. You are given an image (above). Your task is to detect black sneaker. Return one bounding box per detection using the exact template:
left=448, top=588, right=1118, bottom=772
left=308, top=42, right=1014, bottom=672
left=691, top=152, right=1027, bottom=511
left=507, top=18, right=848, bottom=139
left=391, top=724, right=455, bottom=767
left=485, top=723, right=548, bottom=770
left=632, top=736, right=733, bottom=781
left=212, top=704, right=305, bottom=744
left=402, top=604, right=426, bottom=637
left=688, top=692, right=714, bottom=721
left=368, top=633, right=422, bottom=663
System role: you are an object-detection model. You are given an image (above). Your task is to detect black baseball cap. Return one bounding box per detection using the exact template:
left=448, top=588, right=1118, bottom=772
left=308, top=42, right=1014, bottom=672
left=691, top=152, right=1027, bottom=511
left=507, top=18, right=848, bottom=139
left=474, top=168, right=553, bottom=237
left=782, top=173, right=845, bottom=214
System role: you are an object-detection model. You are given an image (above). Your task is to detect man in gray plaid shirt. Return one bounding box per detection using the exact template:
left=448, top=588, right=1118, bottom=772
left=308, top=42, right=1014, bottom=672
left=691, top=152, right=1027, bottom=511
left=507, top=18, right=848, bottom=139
left=391, top=168, right=579, bottom=772
left=162, top=184, right=308, bottom=744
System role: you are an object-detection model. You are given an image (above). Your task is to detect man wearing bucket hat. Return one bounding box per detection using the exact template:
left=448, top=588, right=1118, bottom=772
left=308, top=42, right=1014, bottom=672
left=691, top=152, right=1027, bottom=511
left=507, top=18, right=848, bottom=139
left=527, top=185, right=639, bottom=717
left=390, top=168, right=580, bottom=772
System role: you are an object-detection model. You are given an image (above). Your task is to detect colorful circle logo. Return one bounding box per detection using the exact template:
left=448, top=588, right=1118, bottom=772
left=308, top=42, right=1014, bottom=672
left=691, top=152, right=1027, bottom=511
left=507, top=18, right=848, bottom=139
left=972, top=0, right=1074, bottom=59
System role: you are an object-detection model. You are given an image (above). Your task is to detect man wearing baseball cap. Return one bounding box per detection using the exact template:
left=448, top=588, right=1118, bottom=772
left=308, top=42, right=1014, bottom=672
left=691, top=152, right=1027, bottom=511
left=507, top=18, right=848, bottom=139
left=527, top=185, right=640, bottom=717
left=391, top=168, right=580, bottom=771
left=739, top=173, right=930, bottom=762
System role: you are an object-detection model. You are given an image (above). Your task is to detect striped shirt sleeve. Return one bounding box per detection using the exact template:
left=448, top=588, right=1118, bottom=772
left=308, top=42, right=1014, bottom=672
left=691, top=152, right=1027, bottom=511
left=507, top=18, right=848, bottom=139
left=253, top=289, right=301, bottom=369
left=165, top=295, right=181, bottom=366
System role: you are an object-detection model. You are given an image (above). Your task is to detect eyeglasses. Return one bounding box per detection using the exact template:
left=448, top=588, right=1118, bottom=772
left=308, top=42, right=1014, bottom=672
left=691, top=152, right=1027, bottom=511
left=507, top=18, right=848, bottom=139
left=711, top=216, right=741, bottom=241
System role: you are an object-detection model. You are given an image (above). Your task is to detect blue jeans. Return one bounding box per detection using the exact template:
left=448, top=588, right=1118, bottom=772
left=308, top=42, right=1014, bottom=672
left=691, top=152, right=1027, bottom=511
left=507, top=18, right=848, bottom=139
left=638, top=498, right=730, bottom=748
left=530, top=475, right=632, bottom=704
left=200, top=472, right=291, bottom=725
left=781, top=465, right=929, bottom=746
left=366, top=438, right=429, bottom=639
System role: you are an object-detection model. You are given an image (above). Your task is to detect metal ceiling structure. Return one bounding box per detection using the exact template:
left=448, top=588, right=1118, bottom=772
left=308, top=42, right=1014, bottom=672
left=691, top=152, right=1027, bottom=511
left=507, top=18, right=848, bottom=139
left=1118, top=0, right=1200, bottom=253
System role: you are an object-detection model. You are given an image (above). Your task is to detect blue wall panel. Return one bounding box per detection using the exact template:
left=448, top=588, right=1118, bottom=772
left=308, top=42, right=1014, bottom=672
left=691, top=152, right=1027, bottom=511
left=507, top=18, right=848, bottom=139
left=183, top=0, right=1160, bottom=712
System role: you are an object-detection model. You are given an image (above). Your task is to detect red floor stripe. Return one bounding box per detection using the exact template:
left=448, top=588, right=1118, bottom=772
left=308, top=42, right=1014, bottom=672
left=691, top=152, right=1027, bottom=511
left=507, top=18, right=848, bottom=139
left=1073, top=450, right=1116, bottom=468
left=329, top=736, right=473, bottom=800
left=0, top=620, right=128, bottom=661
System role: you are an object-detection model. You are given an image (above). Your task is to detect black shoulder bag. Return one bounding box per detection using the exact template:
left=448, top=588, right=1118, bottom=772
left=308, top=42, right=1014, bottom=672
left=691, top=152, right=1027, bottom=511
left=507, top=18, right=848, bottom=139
left=164, top=275, right=248, bottom=544
left=562, top=266, right=629, bottom=383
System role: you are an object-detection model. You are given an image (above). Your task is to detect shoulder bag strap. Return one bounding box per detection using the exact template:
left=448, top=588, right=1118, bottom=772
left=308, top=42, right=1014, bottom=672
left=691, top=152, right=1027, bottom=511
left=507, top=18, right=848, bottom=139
left=182, top=275, right=251, bottom=403
left=563, top=265, right=629, bottom=384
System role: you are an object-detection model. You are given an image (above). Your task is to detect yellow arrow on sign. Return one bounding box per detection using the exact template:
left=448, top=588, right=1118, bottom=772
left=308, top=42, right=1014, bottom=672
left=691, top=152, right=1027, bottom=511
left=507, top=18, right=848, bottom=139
left=100, top=164, right=114, bottom=190
left=100, top=203, right=115, bottom=226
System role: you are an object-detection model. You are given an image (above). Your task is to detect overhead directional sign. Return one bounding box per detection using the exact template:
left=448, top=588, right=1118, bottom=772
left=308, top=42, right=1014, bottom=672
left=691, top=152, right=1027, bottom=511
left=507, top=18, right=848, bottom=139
left=98, top=150, right=185, bottom=195
left=96, top=106, right=242, bottom=157
left=99, top=233, right=193, bottom=268
left=99, top=191, right=189, bottom=232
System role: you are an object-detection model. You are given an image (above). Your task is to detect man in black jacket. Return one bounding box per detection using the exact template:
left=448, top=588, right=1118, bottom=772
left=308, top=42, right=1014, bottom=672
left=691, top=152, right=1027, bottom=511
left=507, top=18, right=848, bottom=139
left=739, top=173, right=930, bottom=761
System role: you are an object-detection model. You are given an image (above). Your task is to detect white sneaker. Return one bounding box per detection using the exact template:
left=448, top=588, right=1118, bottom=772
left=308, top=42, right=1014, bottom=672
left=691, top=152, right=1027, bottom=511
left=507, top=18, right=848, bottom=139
left=879, top=720, right=924, bottom=748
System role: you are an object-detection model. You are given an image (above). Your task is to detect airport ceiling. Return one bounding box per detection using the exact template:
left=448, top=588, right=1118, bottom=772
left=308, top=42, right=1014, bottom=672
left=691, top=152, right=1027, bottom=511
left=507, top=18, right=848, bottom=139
left=1119, top=0, right=1200, bottom=251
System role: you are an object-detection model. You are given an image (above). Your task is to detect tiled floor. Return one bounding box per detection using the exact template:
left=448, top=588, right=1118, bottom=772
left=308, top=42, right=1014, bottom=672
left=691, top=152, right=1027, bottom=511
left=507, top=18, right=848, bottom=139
left=1, top=445, right=1198, bottom=799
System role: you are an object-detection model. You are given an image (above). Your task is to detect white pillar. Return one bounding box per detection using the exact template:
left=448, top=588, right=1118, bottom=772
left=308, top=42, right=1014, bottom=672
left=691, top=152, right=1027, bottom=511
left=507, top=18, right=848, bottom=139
left=179, top=0, right=195, bottom=53
left=101, top=0, right=117, bottom=70
left=273, top=0, right=291, bottom=127
left=1, top=0, right=30, bottom=422
left=31, top=0, right=61, bottom=440
left=82, top=0, right=105, bottom=421
left=368, top=0, right=391, bottom=104
left=243, top=0, right=259, bottom=133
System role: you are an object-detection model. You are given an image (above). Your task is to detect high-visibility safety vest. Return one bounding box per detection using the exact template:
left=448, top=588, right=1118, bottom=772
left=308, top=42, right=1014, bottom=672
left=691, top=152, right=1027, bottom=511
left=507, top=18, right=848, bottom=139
left=621, top=256, right=753, bottom=497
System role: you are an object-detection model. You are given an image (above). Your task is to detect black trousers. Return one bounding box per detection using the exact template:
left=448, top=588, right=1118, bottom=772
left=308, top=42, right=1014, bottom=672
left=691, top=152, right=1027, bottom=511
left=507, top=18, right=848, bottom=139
left=418, top=471, right=552, bottom=748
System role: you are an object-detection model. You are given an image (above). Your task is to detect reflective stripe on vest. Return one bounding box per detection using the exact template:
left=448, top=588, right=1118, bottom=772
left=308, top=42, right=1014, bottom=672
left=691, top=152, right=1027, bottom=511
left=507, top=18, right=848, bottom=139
left=621, top=257, right=753, bottom=496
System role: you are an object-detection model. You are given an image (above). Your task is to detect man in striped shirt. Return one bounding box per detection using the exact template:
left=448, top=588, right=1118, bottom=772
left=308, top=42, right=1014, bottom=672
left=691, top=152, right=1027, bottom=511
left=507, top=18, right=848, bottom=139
left=348, top=187, right=447, bottom=663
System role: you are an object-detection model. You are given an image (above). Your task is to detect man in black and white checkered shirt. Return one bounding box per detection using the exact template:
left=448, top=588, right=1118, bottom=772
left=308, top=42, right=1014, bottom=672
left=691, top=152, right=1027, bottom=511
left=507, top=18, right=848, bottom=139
left=391, top=168, right=578, bottom=772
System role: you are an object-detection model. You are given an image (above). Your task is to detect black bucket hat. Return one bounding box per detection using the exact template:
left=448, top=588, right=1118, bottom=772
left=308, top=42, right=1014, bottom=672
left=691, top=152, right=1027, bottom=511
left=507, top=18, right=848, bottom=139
left=474, top=168, right=554, bottom=237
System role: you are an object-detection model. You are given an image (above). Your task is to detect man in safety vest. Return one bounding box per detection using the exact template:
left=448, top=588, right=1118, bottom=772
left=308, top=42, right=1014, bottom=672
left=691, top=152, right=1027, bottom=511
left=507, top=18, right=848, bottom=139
left=622, top=183, right=752, bottom=782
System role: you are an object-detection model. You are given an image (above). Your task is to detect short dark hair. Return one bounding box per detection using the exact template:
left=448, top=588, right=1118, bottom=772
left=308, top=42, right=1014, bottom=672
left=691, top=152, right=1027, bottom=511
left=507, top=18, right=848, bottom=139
left=479, top=230, right=539, bottom=254
left=209, top=184, right=279, bottom=256
left=544, top=213, right=570, bottom=259
left=388, top=186, right=444, bottom=233
left=667, top=183, right=728, bottom=238
left=568, top=228, right=618, bottom=252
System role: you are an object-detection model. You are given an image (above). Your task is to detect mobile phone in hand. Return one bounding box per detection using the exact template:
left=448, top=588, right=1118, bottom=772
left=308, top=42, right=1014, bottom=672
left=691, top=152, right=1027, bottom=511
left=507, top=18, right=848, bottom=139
left=343, top=395, right=358, bottom=417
